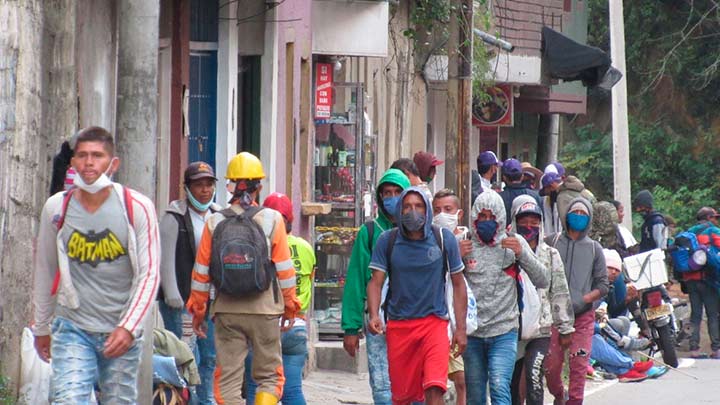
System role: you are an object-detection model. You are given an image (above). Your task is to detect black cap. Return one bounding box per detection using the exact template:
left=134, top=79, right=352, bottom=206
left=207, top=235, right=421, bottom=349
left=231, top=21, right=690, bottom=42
left=184, top=161, right=217, bottom=184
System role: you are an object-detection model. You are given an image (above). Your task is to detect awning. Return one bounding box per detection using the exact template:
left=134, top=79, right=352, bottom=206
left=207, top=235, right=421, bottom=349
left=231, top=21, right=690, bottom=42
left=541, top=27, right=611, bottom=87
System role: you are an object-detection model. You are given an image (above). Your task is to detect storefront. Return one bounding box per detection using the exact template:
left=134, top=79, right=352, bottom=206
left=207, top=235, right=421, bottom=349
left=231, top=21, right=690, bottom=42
left=310, top=0, right=388, bottom=338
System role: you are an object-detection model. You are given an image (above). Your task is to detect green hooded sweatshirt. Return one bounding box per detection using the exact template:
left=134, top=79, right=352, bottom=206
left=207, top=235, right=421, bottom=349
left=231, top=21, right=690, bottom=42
left=341, top=168, right=411, bottom=335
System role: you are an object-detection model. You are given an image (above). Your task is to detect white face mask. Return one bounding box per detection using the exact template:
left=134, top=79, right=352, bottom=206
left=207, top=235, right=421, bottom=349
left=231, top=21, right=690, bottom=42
left=433, top=211, right=459, bottom=231
left=73, top=158, right=116, bottom=194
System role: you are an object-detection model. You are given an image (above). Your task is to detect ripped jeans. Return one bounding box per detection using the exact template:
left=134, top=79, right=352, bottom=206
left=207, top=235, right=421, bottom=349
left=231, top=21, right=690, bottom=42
left=49, top=317, right=142, bottom=404
left=545, top=310, right=595, bottom=405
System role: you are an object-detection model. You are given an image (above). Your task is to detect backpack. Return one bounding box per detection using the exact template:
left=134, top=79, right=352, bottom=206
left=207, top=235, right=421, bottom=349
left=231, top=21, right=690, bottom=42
left=51, top=186, right=135, bottom=295
left=209, top=207, right=276, bottom=296
left=668, top=231, right=707, bottom=273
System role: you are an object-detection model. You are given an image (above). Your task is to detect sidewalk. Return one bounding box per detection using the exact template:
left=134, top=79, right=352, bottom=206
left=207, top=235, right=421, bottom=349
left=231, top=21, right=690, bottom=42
left=304, top=369, right=374, bottom=404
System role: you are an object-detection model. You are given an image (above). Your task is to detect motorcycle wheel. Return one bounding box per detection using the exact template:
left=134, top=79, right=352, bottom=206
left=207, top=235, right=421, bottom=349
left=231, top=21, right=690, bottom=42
left=656, top=323, right=679, bottom=368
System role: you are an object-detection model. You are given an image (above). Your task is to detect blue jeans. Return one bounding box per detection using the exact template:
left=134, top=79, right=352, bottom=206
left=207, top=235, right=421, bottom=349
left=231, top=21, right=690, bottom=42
left=159, top=300, right=217, bottom=404
left=366, top=329, right=392, bottom=405
left=590, top=335, right=633, bottom=375
left=463, top=330, right=518, bottom=405
left=246, top=324, right=309, bottom=404
left=50, top=317, right=142, bottom=404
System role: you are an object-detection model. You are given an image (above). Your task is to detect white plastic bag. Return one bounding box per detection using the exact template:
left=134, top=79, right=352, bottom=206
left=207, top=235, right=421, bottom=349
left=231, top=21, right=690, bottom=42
left=20, top=327, right=51, bottom=405
left=446, top=273, right=479, bottom=336
left=520, top=270, right=542, bottom=340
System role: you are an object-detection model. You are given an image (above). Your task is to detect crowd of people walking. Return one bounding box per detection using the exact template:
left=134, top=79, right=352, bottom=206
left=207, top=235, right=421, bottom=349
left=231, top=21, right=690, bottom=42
left=32, top=126, right=718, bottom=405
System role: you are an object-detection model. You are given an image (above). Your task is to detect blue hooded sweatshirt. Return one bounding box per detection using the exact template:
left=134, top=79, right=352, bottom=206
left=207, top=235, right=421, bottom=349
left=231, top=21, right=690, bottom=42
left=369, top=187, right=465, bottom=320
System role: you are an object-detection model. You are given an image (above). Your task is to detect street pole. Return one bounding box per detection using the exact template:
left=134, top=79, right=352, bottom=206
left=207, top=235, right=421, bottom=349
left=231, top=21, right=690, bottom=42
left=609, top=0, right=633, bottom=231
left=446, top=0, right=474, bottom=219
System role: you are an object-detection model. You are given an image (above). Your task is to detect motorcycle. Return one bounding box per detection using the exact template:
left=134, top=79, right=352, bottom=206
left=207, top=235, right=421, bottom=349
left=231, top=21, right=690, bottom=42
left=623, top=248, right=680, bottom=368
left=636, top=285, right=679, bottom=368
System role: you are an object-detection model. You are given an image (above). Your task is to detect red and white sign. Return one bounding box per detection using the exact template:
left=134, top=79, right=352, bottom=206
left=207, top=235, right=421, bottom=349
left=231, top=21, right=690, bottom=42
left=315, top=63, right=333, bottom=119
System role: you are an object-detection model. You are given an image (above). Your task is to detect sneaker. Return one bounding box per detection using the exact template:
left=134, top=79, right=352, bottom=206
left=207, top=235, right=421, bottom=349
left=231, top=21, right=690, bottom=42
left=619, top=369, right=648, bottom=383
left=632, top=360, right=654, bottom=373
left=625, top=337, right=652, bottom=351
left=710, top=349, right=720, bottom=359
left=597, top=369, right=618, bottom=380
left=646, top=366, right=669, bottom=379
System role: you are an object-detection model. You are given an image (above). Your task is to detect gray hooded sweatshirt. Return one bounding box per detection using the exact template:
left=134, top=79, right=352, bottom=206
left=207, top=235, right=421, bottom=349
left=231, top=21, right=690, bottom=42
left=544, top=197, right=608, bottom=315
left=510, top=195, right=574, bottom=338
left=465, top=190, right=549, bottom=338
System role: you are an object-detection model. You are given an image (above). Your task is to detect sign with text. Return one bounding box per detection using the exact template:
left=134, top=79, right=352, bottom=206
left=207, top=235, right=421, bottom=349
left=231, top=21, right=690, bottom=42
left=315, top=63, right=333, bottom=119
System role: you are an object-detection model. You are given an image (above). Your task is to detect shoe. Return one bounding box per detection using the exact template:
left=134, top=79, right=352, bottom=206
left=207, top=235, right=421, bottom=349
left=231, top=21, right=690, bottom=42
left=646, top=366, right=669, bottom=379
left=625, top=337, right=652, bottom=351
left=618, top=369, right=648, bottom=383
left=632, top=360, right=654, bottom=373
left=597, top=369, right=617, bottom=380
left=710, top=349, right=720, bottom=359
left=690, top=350, right=709, bottom=359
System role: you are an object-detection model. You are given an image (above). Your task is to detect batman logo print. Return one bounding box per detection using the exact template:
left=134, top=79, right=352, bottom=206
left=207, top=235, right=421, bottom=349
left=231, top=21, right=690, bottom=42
left=67, top=229, right=127, bottom=267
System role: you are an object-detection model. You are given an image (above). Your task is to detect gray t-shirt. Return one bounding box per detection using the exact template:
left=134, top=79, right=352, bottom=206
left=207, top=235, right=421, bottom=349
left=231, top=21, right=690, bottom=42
left=57, top=192, right=133, bottom=333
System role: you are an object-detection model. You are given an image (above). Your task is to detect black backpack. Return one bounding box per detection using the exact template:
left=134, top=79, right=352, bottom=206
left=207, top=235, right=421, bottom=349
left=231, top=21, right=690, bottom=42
left=209, top=206, right=276, bottom=296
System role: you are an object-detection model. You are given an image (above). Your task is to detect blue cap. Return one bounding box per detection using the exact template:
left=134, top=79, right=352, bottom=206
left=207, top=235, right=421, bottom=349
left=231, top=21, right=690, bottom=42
left=541, top=172, right=562, bottom=188
left=477, top=151, right=502, bottom=167
left=502, top=158, right=522, bottom=175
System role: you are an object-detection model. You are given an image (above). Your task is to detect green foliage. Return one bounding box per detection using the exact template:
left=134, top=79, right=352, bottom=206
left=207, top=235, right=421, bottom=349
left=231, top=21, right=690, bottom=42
left=561, top=119, right=720, bottom=230
left=0, top=374, right=15, bottom=405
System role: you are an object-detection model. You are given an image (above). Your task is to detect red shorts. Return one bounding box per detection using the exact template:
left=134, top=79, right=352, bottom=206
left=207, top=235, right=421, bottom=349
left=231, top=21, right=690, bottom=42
left=386, top=315, right=450, bottom=404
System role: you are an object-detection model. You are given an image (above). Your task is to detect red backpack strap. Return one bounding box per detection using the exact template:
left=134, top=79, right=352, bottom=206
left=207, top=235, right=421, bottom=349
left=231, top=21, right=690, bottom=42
left=52, top=188, right=75, bottom=295
left=123, top=186, right=135, bottom=227
left=56, top=188, right=75, bottom=231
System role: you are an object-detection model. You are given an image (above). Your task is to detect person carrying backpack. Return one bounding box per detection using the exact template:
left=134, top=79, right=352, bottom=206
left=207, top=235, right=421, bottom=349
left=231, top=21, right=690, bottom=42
left=508, top=195, right=574, bottom=405
left=678, top=207, right=720, bottom=358
left=33, top=127, right=160, bottom=403
left=186, top=152, right=300, bottom=405
left=366, top=186, right=467, bottom=405
left=633, top=189, right=667, bottom=252
left=544, top=198, right=608, bottom=405
left=462, top=189, right=549, bottom=404
left=341, top=168, right=410, bottom=404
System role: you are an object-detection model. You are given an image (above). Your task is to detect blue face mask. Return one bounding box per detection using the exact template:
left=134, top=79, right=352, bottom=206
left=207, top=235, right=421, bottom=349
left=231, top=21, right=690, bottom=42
left=475, top=220, right=498, bottom=244
left=567, top=212, right=590, bottom=231
left=186, top=186, right=215, bottom=212
left=383, top=196, right=401, bottom=217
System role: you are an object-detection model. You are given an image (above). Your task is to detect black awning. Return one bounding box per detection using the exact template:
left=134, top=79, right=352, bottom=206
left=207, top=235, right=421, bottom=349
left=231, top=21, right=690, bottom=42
left=541, top=26, right=611, bottom=87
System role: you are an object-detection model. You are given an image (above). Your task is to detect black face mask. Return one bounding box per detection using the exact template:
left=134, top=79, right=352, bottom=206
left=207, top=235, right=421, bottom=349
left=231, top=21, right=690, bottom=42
left=401, top=210, right=426, bottom=232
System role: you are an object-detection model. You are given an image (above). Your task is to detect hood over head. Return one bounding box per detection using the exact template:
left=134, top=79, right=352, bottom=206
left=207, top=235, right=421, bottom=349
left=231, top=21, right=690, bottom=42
left=510, top=194, right=546, bottom=242
left=376, top=168, right=411, bottom=220
left=471, top=189, right=507, bottom=242
left=559, top=175, right=586, bottom=193
left=395, top=186, right=434, bottom=239
left=589, top=201, right=619, bottom=248
left=561, top=196, right=594, bottom=237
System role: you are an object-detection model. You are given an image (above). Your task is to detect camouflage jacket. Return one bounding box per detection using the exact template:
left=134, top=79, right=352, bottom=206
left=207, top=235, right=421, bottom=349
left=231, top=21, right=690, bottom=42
left=510, top=195, right=575, bottom=338
left=590, top=201, right=619, bottom=249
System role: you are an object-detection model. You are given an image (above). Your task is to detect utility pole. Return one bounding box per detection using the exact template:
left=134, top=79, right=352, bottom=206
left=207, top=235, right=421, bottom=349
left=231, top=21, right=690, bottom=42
left=609, top=0, right=632, bottom=230
left=446, top=0, right=474, bottom=218
left=115, top=0, right=160, bottom=403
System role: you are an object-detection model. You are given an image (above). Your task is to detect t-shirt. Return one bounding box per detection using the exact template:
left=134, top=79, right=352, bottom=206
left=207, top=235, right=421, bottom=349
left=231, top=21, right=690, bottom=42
left=288, top=234, right=315, bottom=314
left=57, top=191, right=132, bottom=333
left=369, top=227, right=464, bottom=320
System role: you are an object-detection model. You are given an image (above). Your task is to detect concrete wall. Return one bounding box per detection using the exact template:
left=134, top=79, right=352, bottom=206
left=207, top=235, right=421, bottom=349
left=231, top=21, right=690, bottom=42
left=0, top=0, right=78, bottom=389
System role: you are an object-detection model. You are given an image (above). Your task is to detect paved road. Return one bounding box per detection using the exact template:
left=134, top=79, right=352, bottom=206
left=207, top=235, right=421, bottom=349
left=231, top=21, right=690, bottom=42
left=584, top=358, right=719, bottom=404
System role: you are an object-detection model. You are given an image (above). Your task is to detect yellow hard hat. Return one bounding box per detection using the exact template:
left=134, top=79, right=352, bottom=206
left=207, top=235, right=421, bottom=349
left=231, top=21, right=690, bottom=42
left=226, top=152, right=265, bottom=180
